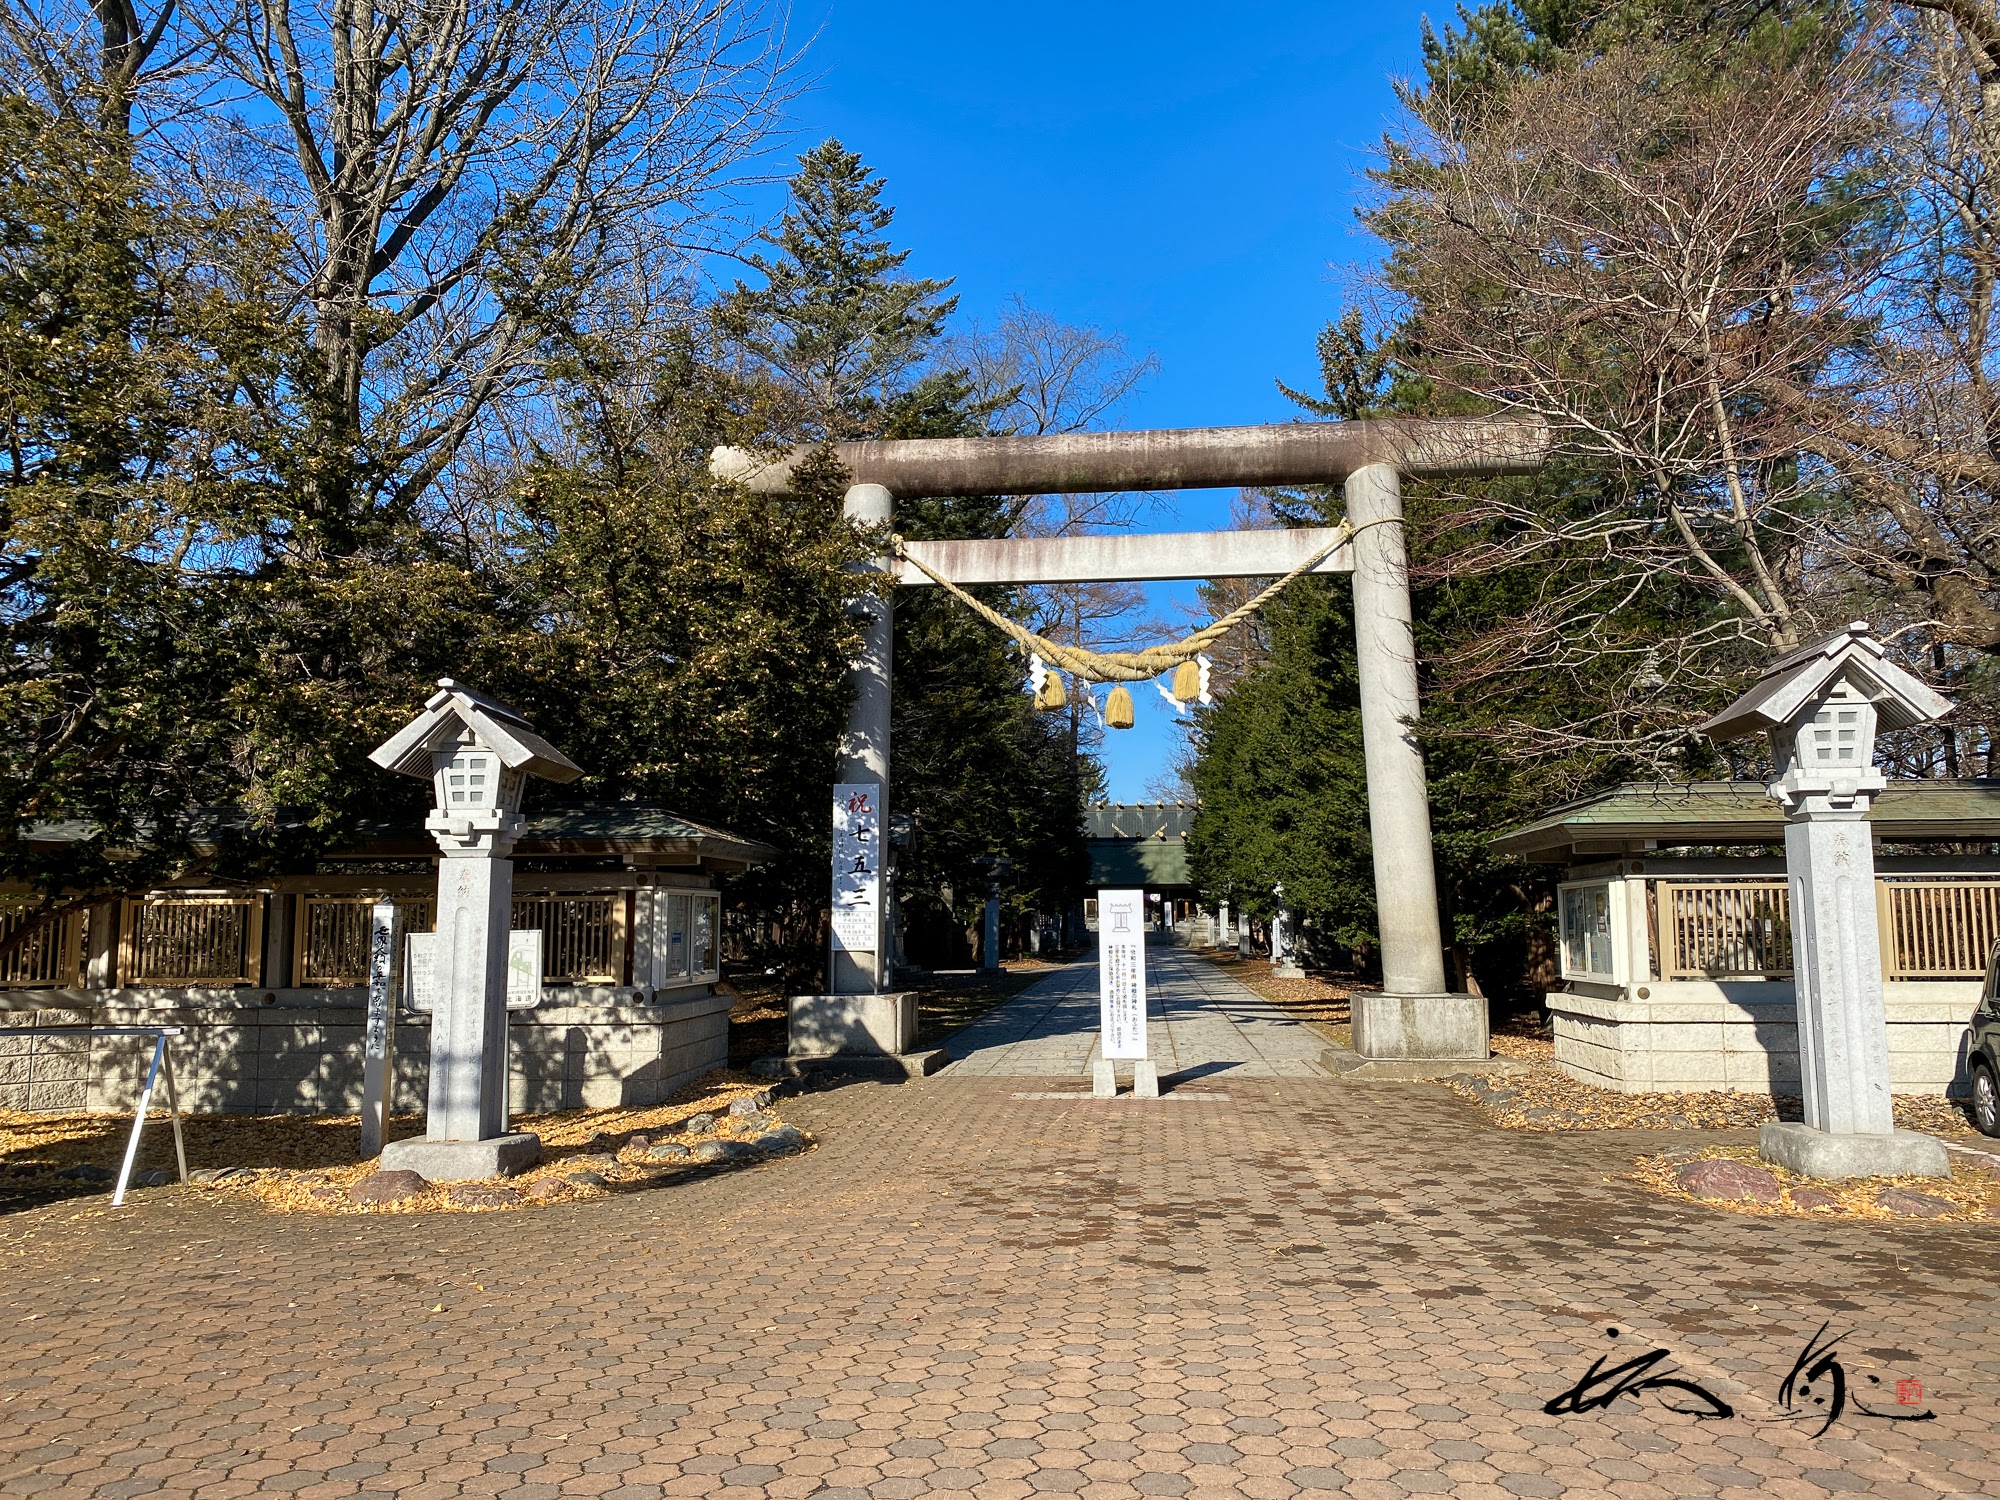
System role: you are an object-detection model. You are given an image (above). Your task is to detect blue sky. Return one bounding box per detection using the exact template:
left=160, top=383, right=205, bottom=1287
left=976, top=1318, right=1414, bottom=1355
left=772, top=1, right=1442, bottom=798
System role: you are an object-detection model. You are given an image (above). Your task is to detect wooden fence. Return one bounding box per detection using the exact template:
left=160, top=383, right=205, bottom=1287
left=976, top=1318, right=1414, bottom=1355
left=0, top=904, right=84, bottom=988
left=1663, top=883, right=1793, bottom=979
left=1660, top=877, right=2000, bottom=980
left=121, top=896, right=261, bottom=985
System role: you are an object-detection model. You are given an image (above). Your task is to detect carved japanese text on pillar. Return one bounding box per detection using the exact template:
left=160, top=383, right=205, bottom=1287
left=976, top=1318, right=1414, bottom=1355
left=831, top=783, right=882, bottom=953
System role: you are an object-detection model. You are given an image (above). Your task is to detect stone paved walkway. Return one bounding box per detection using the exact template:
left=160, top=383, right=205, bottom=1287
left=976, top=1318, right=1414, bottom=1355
left=1, top=952, right=1996, bottom=1499
left=943, top=947, right=1329, bottom=1080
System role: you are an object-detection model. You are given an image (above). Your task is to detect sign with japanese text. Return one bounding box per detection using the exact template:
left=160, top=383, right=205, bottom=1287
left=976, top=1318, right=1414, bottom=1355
left=405, top=930, right=542, bottom=1012
left=1097, top=887, right=1149, bottom=1059
left=831, top=782, right=882, bottom=953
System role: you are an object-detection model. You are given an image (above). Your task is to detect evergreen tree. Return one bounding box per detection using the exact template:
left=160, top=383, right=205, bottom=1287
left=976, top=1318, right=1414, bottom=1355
left=717, top=142, right=1086, bottom=967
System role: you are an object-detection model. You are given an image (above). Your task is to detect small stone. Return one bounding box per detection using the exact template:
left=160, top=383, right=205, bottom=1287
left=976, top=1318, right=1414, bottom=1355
left=565, top=1169, right=610, bottom=1189
left=132, top=1168, right=174, bottom=1188
left=728, top=1093, right=769, bottom=1116
left=569, top=1152, right=617, bottom=1172
left=1674, top=1158, right=1783, bottom=1203
left=628, top=1134, right=651, bottom=1152
left=189, top=1166, right=254, bottom=1186
left=350, top=1168, right=429, bottom=1205
left=1876, top=1187, right=1954, bottom=1218
left=753, top=1124, right=809, bottom=1156
left=729, top=1110, right=777, bottom=1133
left=1789, top=1187, right=1841, bottom=1211
left=645, top=1142, right=692, bottom=1163
left=447, top=1182, right=521, bottom=1210
left=57, top=1163, right=114, bottom=1183
left=522, top=1178, right=567, bottom=1201
left=304, top=1182, right=348, bottom=1207
left=683, top=1112, right=717, bottom=1134
left=692, top=1139, right=760, bottom=1164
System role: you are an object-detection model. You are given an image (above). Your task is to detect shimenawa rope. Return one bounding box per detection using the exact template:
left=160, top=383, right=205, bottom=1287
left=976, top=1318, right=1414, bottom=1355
left=890, top=521, right=1355, bottom=684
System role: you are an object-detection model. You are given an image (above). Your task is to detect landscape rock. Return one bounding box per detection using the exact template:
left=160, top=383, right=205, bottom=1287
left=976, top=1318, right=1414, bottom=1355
left=304, top=1182, right=349, bottom=1207
left=565, top=1169, right=611, bottom=1189
left=447, top=1182, right=520, bottom=1210
left=132, top=1168, right=174, bottom=1188
left=1877, top=1187, right=1954, bottom=1218
left=1674, top=1158, right=1783, bottom=1203
left=683, top=1112, right=717, bottom=1134
left=729, top=1110, right=777, bottom=1133
left=568, top=1152, right=617, bottom=1172
left=1789, top=1187, right=1841, bottom=1211
left=752, top=1124, right=809, bottom=1156
left=628, top=1134, right=651, bottom=1152
left=350, top=1169, right=429, bottom=1205
left=692, top=1138, right=760, bottom=1164
left=729, top=1092, right=772, bottom=1116
left=645, top=1143, right=692, bottom=1163
left=57, top=1163, right=114, bottom=1183
left=522, top=1178, right=567, bottom=1201
left=189, top=1166, right=256, bottom=1186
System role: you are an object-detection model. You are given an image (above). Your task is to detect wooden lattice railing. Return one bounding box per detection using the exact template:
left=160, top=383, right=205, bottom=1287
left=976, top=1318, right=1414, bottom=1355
left=1880, top=880, right=2000, bottom=979
left=1663, top=882, right=1793, bottom=979
left=0, top=903, right=84, bottom=988
left=123, top=895, right=261, bottom=985
left=295, top=897, right=435, bottom=987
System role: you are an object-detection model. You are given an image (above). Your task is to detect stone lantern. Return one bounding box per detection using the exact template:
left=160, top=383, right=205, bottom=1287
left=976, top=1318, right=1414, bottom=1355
left=1703, top=623, right=1953, bottom=1179
left=368, top=679, right=580, bottom=1180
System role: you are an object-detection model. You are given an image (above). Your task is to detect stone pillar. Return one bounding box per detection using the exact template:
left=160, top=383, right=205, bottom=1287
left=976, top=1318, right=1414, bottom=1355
left=381, top=811, right=540, bottom=1179
left=832, top=483, right=893, bottom=995
left=1345, top=463, right=1485, bottom=1060
left=1758, top=784, right=1948, bottom=1178
left=1217, top=900, right=1231, bottom=950
left=982, top=892, right=1001, bottom=972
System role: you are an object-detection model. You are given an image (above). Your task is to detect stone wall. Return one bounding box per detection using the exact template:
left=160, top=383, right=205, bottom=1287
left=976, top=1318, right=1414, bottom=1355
left=1549, top=981, right=1977, bottom=1097
left=0, top=987, right=732, bottom=1115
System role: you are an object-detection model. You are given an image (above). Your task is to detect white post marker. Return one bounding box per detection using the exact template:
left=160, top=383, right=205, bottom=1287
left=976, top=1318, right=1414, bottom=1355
left=359, top=898, right=402, bottom=1159
left=1094, top=889, right=1158, bottom=1098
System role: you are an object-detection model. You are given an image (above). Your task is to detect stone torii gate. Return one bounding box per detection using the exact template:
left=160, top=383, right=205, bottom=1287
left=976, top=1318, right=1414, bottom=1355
left=713, top=418, right=1548, bottom=1064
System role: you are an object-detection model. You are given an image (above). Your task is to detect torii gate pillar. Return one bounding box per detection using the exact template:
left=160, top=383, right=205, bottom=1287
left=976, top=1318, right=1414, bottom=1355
left=1346, top=464, right=1484, bottom=1059
left=832, top=482, right=895, bottom=995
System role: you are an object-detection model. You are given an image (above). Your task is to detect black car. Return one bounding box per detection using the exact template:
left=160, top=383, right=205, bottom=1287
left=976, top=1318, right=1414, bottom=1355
left=1972, top=944, right=2000, bottom=1136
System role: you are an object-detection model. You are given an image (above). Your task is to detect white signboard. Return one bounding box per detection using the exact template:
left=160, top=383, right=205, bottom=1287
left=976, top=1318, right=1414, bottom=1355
left=1097, top=888, right=1149, bottom=1059
left=405, top=930, right=543, bottom=1012
left=831, top=782, right=882, bottom=953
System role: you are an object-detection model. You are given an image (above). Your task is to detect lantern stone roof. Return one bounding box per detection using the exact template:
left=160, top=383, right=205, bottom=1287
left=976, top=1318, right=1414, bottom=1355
left=1492, top=780, right=2000, bottom=863
left=368, top=678, right=582, bottom=783
left=1702, top=623, right=1954, bottom=742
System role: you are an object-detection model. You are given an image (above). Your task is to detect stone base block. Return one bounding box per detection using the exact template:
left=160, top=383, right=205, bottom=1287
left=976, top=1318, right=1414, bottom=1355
left=788, top=992, right=918, bottom=1059
left=1272, top=961, right=1305, bottom=979
left=1351, top=992, right=1489, bottom=1062
left=1132, top=1060, right=1160, bottom=1099
left=1319, top=1046, right=1531, bottom=1082
left=1092, top=1058, right=1117, bottom=1098
left=379, top=1131, right=540, bottom=1182
left=1757, top=1122, right=1950, bottom=1181
left=757, top=1048, right=946, bottom=1081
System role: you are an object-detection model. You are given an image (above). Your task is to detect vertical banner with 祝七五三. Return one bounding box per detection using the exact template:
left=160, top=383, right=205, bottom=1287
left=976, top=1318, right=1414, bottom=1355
left=831, top=783, right=882, bottom=954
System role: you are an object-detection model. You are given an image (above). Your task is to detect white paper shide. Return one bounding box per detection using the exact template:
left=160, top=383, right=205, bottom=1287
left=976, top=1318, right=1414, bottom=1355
left=1097, top=888, right=1149, bottom=1059
left=831, top=782, right=882, bottom=954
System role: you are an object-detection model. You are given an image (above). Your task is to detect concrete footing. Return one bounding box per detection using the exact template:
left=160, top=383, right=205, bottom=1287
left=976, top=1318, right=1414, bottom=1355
left=1319, top=1046, right=1529, bottom=1082
left=1757, top=1121, right=1950, bottom=1180
left=379, top=1131, right=540, bottom=1182
left=1351, top=992, right=1489, bottom=1062
left=754, top=1049, right=946, bottom=1081
left=789, top=991, right=918, bottom=1059
left=1132, top=1060, right=1160, bottom=1098
left=1092, top=1058, right=1116, bottom=1098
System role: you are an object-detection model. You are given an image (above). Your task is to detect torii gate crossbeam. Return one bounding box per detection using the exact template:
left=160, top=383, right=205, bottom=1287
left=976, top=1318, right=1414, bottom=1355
left=711, top=418, right=1550, bottom=1067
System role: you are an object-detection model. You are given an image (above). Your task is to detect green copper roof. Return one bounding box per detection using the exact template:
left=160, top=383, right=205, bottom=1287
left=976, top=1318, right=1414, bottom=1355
left=1086, top=802, right=1194, bottom=889
left=1492, top=781, right=2000, bottom=863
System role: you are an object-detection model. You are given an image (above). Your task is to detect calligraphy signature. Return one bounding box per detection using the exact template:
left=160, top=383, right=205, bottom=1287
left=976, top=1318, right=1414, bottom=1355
left=1547, top=1324, right=1937, bottom=1433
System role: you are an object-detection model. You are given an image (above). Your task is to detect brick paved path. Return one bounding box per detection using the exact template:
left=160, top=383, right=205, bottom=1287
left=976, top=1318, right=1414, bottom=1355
left=2, top=955, right=1996, bottom=1498
left=944, top=947, right=1327, bottom=1079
